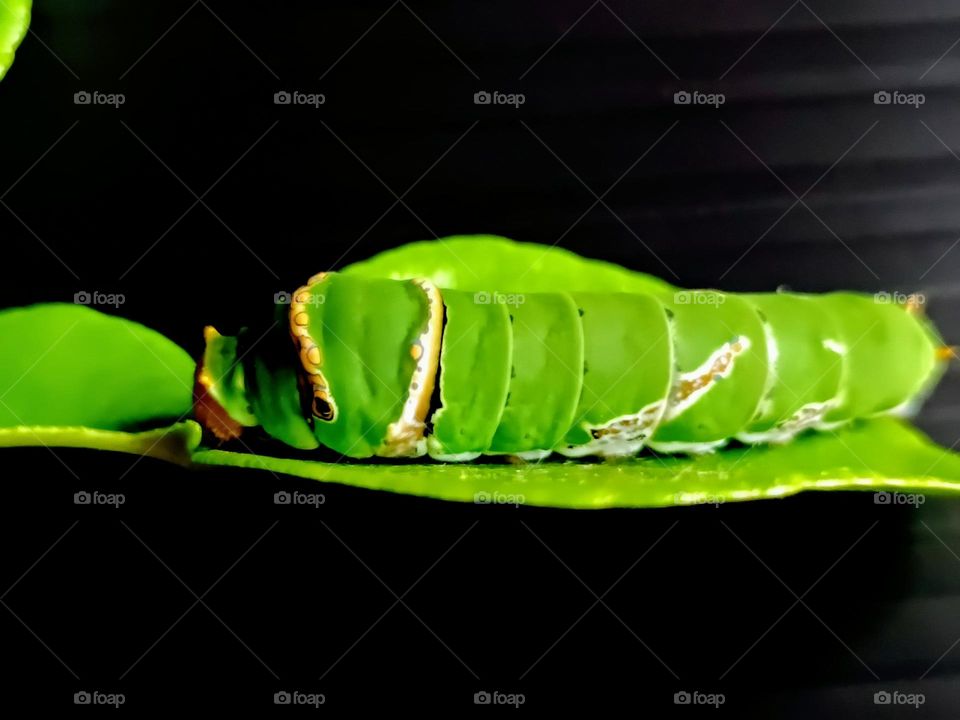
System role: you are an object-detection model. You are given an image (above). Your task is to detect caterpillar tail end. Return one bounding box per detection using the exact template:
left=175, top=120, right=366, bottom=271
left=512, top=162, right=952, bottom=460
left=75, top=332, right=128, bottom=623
left=905, top=294, right=925, bottom=316
left=193, top=326, right=250, bottom=442
left=936, top=345, right=958, bottom=362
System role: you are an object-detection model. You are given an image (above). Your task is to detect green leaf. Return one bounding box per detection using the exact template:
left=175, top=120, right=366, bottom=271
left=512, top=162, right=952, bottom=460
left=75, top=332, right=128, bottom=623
left=1, top=417, right=956, bottom=508
left=191, top=417, right=960, bottom=507
left=0, top=421, right=200, bottom=466
left=0, top=303, right=194, bottom=429
left=0, top=0, right=30, bottom=81
left=343, top=234, right=675, bottom=296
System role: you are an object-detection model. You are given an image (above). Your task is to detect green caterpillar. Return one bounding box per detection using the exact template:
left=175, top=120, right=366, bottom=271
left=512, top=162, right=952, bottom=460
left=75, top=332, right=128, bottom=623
left=194, top=237, right=948, bottom=461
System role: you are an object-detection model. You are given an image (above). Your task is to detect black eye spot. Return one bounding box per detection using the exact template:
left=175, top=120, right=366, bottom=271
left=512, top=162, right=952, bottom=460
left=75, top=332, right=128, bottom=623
left=312, top=397, right=335, bottom=422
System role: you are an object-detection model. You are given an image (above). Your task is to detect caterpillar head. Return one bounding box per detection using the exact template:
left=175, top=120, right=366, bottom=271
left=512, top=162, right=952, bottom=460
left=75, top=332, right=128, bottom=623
left=193, top=320, right=319, bottom=450
left=193, top=272, right=443, bottom=458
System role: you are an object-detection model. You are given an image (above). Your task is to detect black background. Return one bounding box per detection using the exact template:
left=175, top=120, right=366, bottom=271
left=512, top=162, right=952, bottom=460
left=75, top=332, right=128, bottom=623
left=3, top=0, right=960, bottom=714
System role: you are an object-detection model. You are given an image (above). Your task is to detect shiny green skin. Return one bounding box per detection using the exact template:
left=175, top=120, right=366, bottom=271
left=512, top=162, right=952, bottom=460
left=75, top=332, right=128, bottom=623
left=247, top=280, right=940, bottom=459
left=651, top=292, right=769, bottom=447
left=429, top=289, right=512, bottom=457
left=819, top=293, right=940, bottom=422
left=199, top=236, right=945, bottom=461
left=488, top=293, right=583, bottom=453
left=0, top=0, right=29, bottom=81
left=742, top=294, right=842, bottom=433
left=304, top=274, right=427, bottom=457
left=563, top=291, right=673, bottom=448
left=243, top=312, right=318, bottom=450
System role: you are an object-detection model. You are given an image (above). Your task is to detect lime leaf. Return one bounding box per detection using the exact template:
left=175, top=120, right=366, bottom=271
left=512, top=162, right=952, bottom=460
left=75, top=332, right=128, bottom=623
left=0, top=303, right=194, bottom=429
left=343, top=235, right=675, bottom=296
left=3, top=416, right=956, bottom=509
left=191, top=418, right=960, bottom=508
left=0, top=0, right=30, bottom=81
left=0, top=421, right=200, bottom=466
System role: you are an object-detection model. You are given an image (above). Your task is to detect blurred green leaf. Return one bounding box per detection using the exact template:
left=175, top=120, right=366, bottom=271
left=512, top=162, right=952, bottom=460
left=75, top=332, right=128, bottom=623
left=0, top=0, right=30, bottom=80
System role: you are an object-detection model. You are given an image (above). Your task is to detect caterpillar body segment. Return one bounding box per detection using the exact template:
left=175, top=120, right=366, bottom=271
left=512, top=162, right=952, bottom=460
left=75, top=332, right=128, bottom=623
left=817, top=293, right=941, bottom=423
left=487, top=293, right=583, bottom=456
left=196, top=250, right=946, bottom=462
left=734, top=293, right=842, bottom=444
left=427, top=290, right=512, bottom=462
left=289, top=273, right=437, bottom=458
left=648, top=292, right=768, bottom=453
left=557, top=292, right=673, bottom=458
left=245, top=313, right=320, bottom=451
